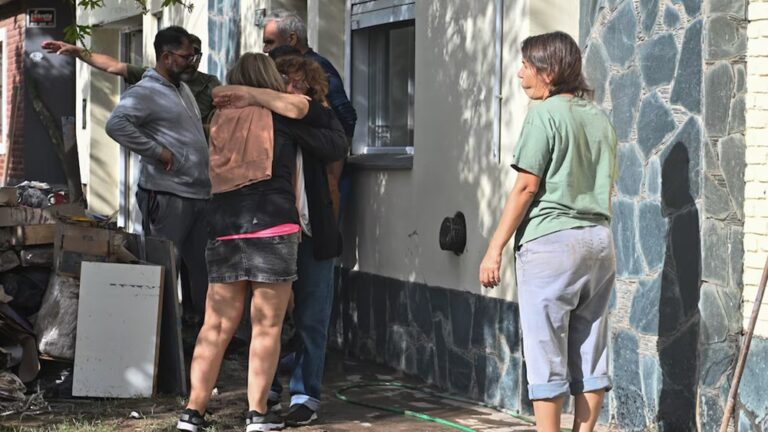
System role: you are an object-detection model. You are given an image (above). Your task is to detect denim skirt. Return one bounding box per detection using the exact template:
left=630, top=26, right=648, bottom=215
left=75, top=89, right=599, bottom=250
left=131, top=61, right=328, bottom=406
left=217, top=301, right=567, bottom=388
left=205, top=233, right=299, bottom=284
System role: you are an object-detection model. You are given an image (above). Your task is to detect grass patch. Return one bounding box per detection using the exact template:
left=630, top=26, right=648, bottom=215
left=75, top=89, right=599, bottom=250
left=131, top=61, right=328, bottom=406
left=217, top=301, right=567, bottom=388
left=0, top=419, right=116, bottom=432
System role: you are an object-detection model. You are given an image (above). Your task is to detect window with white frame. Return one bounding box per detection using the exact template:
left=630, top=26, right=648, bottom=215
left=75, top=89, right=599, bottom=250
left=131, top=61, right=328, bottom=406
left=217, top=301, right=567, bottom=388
left=350, top=0, right=415, bottom=156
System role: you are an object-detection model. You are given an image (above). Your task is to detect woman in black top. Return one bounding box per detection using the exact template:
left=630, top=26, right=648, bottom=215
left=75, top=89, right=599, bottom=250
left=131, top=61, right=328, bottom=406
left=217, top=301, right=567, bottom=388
left=257, top=54, right=347, bottom=425
left=178, top=53, right=346, bottom=432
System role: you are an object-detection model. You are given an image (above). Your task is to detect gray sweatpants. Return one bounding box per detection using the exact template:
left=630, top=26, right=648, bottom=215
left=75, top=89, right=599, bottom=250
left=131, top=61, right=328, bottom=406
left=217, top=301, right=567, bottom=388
left=515, top=225, right=615, bottom=400
left=136, top=188, right=209, bottom=320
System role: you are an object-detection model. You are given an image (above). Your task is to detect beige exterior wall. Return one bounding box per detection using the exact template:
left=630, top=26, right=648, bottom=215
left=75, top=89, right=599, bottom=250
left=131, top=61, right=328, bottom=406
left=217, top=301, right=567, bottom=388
left=84, top=29, right=121, bottom=215
left=745, top=0, right=768, bottom=336
left=341, top=0, right=578, bottom=302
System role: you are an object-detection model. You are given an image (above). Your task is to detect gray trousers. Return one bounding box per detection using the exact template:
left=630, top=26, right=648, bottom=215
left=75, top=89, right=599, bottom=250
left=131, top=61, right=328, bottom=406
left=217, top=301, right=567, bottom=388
left=136, top=188, right=209, bottom=320
left=515, top=225, right=615, bottom=400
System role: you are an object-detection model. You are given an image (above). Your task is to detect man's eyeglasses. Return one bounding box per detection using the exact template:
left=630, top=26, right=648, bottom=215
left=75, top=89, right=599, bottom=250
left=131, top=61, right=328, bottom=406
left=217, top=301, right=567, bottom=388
left=281, top=74, right=309, bottom=92
left=167, top=51, right=201, bottom=63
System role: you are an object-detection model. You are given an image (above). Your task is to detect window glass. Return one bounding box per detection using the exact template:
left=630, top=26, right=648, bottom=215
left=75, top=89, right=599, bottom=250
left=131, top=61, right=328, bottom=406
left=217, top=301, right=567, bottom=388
left=352, top=20, right=415, bottom=155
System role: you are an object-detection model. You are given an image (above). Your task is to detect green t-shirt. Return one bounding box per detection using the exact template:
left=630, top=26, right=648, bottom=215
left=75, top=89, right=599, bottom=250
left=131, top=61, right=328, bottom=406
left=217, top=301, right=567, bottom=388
left=125, top=65, right=221, bottom=120
left=511, top=95, right=618, bottom=247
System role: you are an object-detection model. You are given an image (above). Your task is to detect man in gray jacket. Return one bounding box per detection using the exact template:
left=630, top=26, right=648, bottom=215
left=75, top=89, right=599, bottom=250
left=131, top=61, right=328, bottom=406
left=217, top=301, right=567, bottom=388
left=106, top=26, right=210, bottom=323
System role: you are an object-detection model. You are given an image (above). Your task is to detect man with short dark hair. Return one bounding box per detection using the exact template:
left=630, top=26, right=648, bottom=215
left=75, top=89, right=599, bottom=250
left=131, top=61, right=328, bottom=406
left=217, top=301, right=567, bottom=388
left=43, top=31, right=219, bottom=325
left=105, top=26, right=210, bottom=326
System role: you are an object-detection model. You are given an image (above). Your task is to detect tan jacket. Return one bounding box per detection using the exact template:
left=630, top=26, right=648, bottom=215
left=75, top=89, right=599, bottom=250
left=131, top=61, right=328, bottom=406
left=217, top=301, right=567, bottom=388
left=208, top=107, right=274, bottom=194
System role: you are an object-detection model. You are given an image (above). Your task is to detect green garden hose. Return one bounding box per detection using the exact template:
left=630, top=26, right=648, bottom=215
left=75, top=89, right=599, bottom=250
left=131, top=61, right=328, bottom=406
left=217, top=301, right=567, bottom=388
left=335, top=381, right=573, bottom=432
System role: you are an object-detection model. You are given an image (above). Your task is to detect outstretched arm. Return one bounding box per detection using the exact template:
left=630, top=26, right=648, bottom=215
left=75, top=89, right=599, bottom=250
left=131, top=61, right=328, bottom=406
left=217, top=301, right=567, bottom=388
left=41, top=40, right=129, bottom=78
left=213, top=85, right=309, bottom=119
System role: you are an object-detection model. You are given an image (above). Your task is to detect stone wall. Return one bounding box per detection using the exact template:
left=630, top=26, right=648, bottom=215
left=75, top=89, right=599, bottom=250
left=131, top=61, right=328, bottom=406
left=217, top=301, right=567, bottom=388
left=581, top=0, right=747, bottom=429
left=330, top=270, right=528, bottom=413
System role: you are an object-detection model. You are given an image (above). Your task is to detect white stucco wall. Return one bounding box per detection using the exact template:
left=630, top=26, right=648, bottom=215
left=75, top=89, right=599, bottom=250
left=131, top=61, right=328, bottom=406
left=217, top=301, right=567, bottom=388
left=341, top=0, right=579, bottom=301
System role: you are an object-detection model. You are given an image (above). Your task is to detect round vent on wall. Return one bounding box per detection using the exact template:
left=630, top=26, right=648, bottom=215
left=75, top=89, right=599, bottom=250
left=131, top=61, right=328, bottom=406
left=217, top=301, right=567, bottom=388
left=439, top=212, right=466, bottom=256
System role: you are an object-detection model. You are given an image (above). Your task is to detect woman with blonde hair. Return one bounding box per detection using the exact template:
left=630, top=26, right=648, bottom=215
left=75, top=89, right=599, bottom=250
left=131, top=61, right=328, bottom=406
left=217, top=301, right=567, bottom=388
left=177, top=53, right=347, bottom=432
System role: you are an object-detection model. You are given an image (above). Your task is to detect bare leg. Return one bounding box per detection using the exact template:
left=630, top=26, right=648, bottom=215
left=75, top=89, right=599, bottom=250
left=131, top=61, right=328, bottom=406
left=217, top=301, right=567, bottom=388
left=533, top=396, right=566, bottom=432
left=572, top=390, right=605, bottom=432
left=247, top=281, right=292, bottom=413
left=187, top=281, right=248, bottom=412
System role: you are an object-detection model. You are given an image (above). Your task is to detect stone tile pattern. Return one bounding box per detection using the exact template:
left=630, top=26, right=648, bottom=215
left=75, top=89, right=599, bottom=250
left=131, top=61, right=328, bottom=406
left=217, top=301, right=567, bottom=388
left=329, top=270, right=527, bottom=413
left=745, top=1, right=768, bottom=338
left=207, top=0, right=241, bottom=81
left=580, top=0, right=749, bottom=429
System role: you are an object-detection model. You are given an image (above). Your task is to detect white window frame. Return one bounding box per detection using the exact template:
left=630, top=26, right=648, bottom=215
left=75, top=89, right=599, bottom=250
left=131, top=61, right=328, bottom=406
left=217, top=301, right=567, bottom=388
left=117, top=26, right=144, bottom=234
left=348, top=0, right=415, bottom=159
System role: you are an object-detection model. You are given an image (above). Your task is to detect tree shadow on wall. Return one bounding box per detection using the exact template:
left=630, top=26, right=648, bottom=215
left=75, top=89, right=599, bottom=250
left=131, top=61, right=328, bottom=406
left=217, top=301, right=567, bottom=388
left=657, top=141, right=702, bottom=431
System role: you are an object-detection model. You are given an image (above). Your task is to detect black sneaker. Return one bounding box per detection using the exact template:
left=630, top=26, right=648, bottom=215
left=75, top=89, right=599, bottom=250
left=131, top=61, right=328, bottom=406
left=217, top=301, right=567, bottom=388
left=267, top=397, right=282, bottom=413
left=284, top=404, right=318, bottom=427
left=177, top=408, right=207, bottom=432
left=245, top=410, right=284, bottom=431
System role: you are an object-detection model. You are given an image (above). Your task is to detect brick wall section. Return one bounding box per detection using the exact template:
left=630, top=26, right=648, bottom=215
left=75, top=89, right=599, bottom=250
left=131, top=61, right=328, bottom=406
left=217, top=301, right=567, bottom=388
left=0, top=4, right=25, bottom=185
left=746, top=1, right=768, bottom=336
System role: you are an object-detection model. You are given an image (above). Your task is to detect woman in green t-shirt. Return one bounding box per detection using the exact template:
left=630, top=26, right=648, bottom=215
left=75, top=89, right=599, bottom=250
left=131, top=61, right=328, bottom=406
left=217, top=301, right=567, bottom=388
left=480, top=31, right=617, bottom=432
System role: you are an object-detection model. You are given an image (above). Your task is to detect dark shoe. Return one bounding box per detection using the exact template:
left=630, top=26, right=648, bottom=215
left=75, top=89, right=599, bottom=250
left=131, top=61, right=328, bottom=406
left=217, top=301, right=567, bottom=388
left=284, top=404, right=317, bottom=427
left=177, top=408, right=207, bottom=432
left=267, top=397, right=282, bottom=413
left=245, top=410, right=284, bottom=431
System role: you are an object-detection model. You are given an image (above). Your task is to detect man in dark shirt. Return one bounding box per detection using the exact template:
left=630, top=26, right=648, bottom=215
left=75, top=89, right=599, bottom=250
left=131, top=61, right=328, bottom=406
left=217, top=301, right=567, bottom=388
left=42, top=34, right=220, bottom=120
left=262, top=10, right=357, bottom=138
left=261, top=9, right=356, bottom=427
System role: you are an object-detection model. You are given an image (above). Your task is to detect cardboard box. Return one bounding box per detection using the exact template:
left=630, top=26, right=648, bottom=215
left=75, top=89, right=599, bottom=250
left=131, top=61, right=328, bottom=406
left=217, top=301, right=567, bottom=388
left=0, top=207, right=55, bottom=227
left=53, top=223, right=136, bottom=277
left=11, top=224, right=56, bottom=246
left=20, top=247, right=54, bottom=267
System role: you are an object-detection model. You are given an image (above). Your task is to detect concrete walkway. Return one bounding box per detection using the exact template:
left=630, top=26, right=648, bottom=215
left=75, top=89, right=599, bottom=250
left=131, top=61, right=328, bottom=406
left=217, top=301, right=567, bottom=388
left=261, top=352, right=612, bottom=432
left=2, top=349, right=612, bottom=431
left=284, top=354, right=533, bottom=432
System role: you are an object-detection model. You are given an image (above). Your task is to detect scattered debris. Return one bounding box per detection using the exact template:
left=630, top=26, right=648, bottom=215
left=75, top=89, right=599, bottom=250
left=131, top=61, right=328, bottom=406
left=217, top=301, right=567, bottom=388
left=0, top=370, right=25, bottom=402
left=0, top=370, right=47, bottom=417
left=35, top=274, right=79, bottom=360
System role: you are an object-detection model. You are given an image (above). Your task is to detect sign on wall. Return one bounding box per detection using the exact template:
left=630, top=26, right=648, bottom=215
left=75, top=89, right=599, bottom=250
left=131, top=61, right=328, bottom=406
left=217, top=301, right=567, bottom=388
left=27, top=9, right=56, bottom=28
